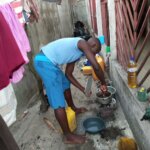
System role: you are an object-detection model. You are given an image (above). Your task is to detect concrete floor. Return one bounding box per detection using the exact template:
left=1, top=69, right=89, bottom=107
left=10, top=65, right=134, bottom=150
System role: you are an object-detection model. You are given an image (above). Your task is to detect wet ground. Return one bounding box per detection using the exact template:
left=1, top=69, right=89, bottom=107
left=10, top=65, right=134, bottom=150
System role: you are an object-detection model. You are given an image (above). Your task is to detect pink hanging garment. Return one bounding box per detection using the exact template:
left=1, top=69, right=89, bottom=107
left=0, top=4, right=31, bottom=83
left=10, top=0, right=25, bottom=26
left=0, top=11, right=25, bottom=90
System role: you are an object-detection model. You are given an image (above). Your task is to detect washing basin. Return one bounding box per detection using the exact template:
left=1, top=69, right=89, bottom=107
left=83, top=117, right=105, bottom=134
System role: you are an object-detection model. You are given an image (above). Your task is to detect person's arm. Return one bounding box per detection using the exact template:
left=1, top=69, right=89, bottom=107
left=78, top=40, right=107, bottom=93
left=65, top=62, right=85, bottom=93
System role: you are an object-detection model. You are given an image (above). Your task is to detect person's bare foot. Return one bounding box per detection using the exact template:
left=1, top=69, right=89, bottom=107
left=73, top=107, right=88, bottom=115
left=64, top=133, right=86, bottom=144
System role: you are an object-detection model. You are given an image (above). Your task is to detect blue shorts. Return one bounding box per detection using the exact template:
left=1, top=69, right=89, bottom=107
left=33, top=52, right=70, bottom=109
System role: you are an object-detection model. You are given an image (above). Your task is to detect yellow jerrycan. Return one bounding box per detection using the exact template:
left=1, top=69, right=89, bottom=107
left=118, top=137, right=138, bottom=150
left=66, top=107, right=77, bottom=132
left=81, top=66, right=92, bottom=75
left=92, top=55, right=105, bottom=81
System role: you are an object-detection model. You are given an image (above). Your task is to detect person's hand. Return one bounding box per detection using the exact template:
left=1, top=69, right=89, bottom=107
left=82, top=87, right=92, bottom=97
left=100, top=84, right=108, bottom=94
left=84, top=90, right=92, bottom=97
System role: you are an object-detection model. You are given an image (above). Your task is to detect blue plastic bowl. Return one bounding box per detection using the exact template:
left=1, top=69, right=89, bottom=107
left=83, top=117, right=106, bottom=134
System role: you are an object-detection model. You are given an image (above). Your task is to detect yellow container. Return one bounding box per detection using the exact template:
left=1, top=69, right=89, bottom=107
left=127, top=57, right=137, bottom=88
left=66, top=107, right=77, bottom=132
left=92, top=55, right=105, bottom=81
left=81, top=66, right=92, bottom=75
left=118, top=137, right=138, bottom=150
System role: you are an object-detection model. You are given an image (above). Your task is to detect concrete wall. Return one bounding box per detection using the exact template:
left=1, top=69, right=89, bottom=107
left=107, top=0, right=116, bottom=60
left=11, top=0, right=73, bottom=115
left=85, top=0, right=92, bottom=31
left=85, top=0, right=103, bottom=36
left=95, top=0, right=103, bottom=36
left=110, top=60, right=150, bottom=150
left=71, top=0, right=88, bottom=26
left=28, top=0, right=73, bottom=54
left=85, top=0, right=117, bottom=59
left=57, top=1, right=73, bottom=37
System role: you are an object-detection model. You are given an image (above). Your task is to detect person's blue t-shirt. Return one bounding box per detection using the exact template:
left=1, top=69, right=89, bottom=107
left=41, top=38, right=83, bottom=65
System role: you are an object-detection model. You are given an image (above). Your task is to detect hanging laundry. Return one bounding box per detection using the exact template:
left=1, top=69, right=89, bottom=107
left=10, top=0, right=25, bottom=26
left=0, top=84, right=17, bottom=126
left=0, top=11, right=25, bottom=90
left=0, top=4, right=31, bottom=83
left=23, top=0, right=39, bottom=23
left=11, top=67, right=26, bottom=83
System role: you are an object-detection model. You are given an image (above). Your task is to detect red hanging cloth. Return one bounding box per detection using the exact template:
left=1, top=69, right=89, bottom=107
left=0, top=12, right=25, bottom=90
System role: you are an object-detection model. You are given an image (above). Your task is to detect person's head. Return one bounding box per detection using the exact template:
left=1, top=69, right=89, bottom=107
left=87, top=37, right=101, bottom=54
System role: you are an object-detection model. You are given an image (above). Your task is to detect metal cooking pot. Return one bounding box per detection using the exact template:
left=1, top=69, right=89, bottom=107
left=96, top=91, right=112, bottom=105
left=107, top=86, right=116, bottom=98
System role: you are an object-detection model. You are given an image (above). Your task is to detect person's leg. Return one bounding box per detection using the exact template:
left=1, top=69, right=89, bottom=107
left=64, top=89, right=87, bottom=115
left=40, top=90, right=49, bottom=113
left=61, top=72, right=87, bottom=114
left=47, top=79, right=86, bottom=144
left=64, top=88, right=75, bottom=109
left=54, top=107, right=85, bottom=144
left=40, top=83, right=49, bottom=113
left=34, top=56, right=49, bottom=113
left=34, top=60, right=86, bottom=144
